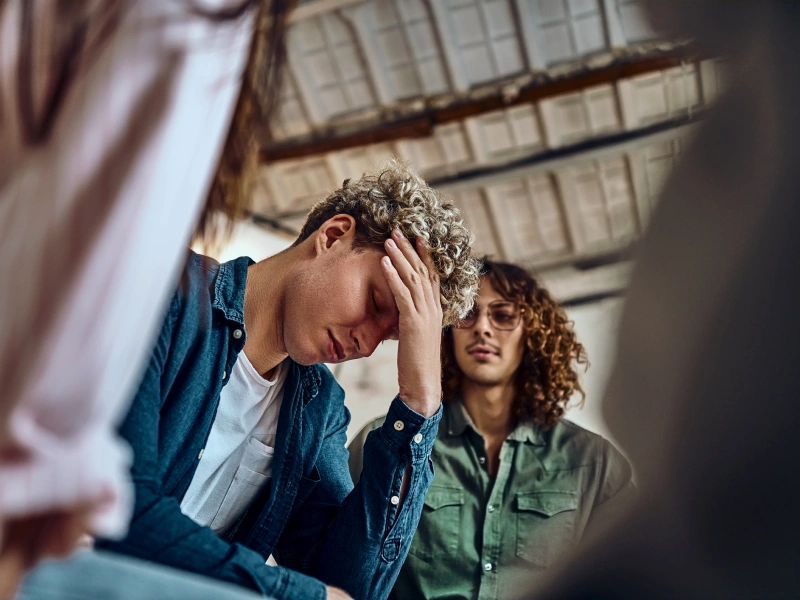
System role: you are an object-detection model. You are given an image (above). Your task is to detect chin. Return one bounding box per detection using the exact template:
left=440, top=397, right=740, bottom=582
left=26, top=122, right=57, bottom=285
left=463, top=369, right=504, bottom=387
left=292, top=355, right=317, bottom=367
left=285, top=338, right=322, bottom=367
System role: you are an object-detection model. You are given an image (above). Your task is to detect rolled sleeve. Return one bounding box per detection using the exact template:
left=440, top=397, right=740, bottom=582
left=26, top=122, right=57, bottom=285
left=377, top=396, right=442, bottom=463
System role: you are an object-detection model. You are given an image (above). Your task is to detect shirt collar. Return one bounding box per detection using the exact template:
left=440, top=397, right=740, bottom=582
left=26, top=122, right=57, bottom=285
left=211, top=255, right=254, bottom=326
left=443, top=398, right=545, bottom=445
left=507, top=419, right=545, bottom=445
left=211, top=254, right=321, bottom=402
left=443, top=398, right=473, bottom=437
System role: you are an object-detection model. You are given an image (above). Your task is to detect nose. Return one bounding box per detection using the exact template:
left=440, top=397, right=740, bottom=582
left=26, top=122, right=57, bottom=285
left=473, top=309, right=493, bottom=337
left=352, top=327, right=382, bottom=359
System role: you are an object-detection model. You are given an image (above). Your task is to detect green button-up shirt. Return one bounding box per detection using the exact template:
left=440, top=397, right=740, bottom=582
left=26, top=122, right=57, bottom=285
left=348, top=400, right=634, bottom=600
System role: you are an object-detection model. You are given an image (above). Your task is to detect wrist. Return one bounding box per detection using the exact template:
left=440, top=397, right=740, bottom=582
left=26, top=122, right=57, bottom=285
left=399, top=394, right=441, bottom=418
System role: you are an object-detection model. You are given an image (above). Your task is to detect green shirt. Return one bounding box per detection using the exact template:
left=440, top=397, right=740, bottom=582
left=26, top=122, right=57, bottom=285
left=348, top=400, right=634, bottom=600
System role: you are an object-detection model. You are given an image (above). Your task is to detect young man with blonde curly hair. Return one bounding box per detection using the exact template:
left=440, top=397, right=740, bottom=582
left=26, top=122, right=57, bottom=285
left=349, top=259, right=634, bottom=600
left=95, top=161, right=480, bottom=600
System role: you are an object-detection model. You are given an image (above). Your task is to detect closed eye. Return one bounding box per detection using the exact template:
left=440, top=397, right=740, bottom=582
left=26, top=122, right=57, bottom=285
left=371, top=291, right=380, bottom=313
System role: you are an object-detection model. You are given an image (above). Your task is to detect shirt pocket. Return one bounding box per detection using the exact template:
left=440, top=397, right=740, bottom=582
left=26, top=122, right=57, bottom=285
left=407, top=485, right=464, bottom=562
left=515, top=490, right=578, bottom=568
left=210, top=437, right=275, bottom=533
left=295, top=465, right=321, bottom=507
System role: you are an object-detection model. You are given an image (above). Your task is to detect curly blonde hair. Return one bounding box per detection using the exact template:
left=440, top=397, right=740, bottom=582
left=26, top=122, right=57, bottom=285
left=294, top=159, right=480, bottom=326
left=442, top=259, right=589, bottom=429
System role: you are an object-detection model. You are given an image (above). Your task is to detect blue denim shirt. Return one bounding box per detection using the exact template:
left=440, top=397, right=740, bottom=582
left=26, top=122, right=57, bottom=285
left=96, top=252, right=442, bottom=600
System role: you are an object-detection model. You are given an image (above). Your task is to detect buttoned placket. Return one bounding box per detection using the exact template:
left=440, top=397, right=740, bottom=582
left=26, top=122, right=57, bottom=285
left=388, top=419, right=406, bottom=518
left=477, top=441, right=515, bottom=600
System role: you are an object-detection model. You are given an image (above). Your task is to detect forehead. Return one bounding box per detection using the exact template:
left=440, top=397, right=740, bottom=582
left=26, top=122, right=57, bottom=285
left=349, top=245, right=384, bottom=267
left=344, top=246, right=387, bottom=285
left=476, top=277, right=507, bottom=304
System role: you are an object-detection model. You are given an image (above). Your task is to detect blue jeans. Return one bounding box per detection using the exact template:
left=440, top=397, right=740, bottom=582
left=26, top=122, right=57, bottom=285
left=17, top=550, right=270, bottom=600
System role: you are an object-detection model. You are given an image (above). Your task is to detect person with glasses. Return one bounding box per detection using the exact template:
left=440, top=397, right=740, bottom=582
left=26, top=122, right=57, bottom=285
left=348, top=259, right=634, bottom=600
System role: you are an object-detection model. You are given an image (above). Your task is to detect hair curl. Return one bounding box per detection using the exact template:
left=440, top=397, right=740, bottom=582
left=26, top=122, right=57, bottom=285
left=442, top=259, right=588, bottom=429
left=293, top=159, right=480, bottom=327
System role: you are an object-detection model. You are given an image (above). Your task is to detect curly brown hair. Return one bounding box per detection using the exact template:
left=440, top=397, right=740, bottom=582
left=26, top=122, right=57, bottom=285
left=441, top=259, right=588, bottom=429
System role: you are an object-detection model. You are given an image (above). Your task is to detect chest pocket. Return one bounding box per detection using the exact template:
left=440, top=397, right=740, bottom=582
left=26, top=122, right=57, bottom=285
left=296, top=466, right=321, bottom=506
left=407, top=485, right=464, bottom=562
left=209, top=437, right=275, bottom=533
left=515, top=491, right=578, bottom=568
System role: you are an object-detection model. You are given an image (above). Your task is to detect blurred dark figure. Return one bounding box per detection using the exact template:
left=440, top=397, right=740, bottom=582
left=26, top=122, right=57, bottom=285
left=514, top=2, right=800, bottom=598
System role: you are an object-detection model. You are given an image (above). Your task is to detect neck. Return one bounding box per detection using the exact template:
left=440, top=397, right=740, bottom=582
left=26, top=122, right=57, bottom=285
left=459, top=378, right=516, bottom=442
left=242, top=247, right=294, bottom=379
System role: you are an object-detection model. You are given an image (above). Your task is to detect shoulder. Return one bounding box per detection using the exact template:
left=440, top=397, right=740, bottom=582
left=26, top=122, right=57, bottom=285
left=184, top=249, right=220, bottom=282
left=555, top=420, right=633, bottom=485
left=174, top=251, right=219, bottom=306
left=543, top=419, right=619, bottom=468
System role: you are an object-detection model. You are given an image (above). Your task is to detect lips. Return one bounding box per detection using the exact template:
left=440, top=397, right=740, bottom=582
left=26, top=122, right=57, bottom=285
left=467, top=344, right=499, bottom=360
left=327, top=330, right=345, bottom=362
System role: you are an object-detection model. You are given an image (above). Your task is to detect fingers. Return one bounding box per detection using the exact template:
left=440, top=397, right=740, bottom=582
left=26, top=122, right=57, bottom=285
left=415, top=237, right=442, bottom=308
left=381, top=255, right=415, bottom=317
left=384, top=229, right=440, bottom=314
left=384, top=230, right=426, bottom=308
left=391, top=228, right=427, bottom=273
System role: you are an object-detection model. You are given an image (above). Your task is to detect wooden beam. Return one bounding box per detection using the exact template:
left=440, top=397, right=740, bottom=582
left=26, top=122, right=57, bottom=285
left=260, top=52, right=695, bottom=163
left=260, top=116, right=431, bottom=162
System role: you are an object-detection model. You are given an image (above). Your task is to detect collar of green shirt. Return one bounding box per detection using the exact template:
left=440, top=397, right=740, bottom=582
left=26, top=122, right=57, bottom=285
left=442, top=399, right=545, bottom=445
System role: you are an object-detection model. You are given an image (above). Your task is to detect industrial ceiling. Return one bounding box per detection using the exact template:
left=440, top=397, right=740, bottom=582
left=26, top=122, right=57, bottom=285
left=252, top=0, right=724, bottom=301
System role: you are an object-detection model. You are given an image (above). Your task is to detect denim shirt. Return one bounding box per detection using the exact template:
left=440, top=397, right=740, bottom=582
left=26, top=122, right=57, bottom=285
left=96, top=252, right=442, bottom=600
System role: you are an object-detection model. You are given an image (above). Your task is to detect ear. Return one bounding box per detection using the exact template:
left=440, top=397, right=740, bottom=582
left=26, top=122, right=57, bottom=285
left=314, top=214, right=356, bottom=257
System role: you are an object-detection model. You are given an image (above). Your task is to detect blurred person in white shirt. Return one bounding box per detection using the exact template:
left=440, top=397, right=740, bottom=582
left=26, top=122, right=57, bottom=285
left=0, top=1, right=300, bottom=599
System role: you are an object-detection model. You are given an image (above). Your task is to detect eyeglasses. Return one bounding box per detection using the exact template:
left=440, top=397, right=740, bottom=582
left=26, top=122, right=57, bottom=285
left=455, top=301, right=522, bottom=331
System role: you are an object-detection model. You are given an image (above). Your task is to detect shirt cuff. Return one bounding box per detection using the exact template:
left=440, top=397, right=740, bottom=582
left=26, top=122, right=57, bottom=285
left=379, top=396, right=442, bottom=463
left=273, top=566, right=327, bottom=600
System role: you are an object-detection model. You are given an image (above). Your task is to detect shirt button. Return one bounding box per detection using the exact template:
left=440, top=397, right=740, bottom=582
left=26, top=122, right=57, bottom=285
left=413, top=433, right=423, bottom=443
left=198, top=449, right=204, bottom=460
left=232, top=329, right=243, bottom=339
left=484, top=562, right=492, bottom=572
left=393, top=420, right=405, bottom=431
left=222, top=370, right=226, bottom=380
left=390, top=495, right=400, bottom=505
left=479, top=456, right=486, bottom=464
left=487, top=504, right=495, bottom=512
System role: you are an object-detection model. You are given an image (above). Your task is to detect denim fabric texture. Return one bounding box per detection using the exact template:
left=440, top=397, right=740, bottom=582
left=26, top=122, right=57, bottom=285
left=96, top=252, right=442, bottom=600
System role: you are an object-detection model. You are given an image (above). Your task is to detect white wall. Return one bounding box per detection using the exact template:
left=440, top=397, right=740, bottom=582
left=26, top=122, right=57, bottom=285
left=563, top=296, right=625, bottom=449
left=193, top=219, right=294, bottom=262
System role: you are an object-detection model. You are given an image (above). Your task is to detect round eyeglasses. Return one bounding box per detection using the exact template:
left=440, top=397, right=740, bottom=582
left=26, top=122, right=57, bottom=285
left=455, top=300, right=522, bottom=331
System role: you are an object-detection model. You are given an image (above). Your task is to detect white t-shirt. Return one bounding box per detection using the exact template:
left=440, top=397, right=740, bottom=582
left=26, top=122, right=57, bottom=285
left=181, top=353, right=287, bottom=533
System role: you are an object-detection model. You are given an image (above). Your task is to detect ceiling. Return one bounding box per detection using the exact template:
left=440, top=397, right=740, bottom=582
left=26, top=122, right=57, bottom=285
left=250, top=0, right=725, bottom=301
